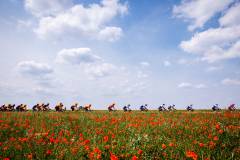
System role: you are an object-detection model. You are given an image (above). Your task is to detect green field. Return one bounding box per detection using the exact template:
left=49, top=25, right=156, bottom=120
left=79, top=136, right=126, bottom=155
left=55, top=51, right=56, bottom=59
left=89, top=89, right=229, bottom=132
left=0, top=111, right=239, bottom=160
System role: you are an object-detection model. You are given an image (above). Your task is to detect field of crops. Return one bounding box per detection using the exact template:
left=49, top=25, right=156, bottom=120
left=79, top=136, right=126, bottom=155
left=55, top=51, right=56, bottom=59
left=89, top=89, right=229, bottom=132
left=0, top=111, right=239, bottom=160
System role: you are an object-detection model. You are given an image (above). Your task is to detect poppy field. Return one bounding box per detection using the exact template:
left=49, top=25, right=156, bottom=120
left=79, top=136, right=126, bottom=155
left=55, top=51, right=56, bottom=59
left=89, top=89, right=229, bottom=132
left=0, top=111, right=239, bottom=160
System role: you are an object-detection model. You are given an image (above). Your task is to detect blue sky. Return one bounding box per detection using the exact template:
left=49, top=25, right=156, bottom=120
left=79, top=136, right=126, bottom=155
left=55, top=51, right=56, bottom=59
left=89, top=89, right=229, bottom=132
left=0, top=0, right=240, bottom=109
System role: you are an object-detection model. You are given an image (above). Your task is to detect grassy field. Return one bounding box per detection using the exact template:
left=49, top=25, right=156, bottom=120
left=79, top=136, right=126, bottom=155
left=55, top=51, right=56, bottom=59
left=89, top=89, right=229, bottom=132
left=0, top=111, right=239, bottom=160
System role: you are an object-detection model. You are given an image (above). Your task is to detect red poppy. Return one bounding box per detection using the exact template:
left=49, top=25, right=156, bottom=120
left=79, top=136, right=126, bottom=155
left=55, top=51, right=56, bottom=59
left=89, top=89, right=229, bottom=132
left=84, top=139, right=90, bottom=145
left=215, top=124, right=220, bottom=130
left=138, top=149, right=143, bottom=155
left=186, top=151, right=198, bottom=160
left=199, top=143, right=204, bottom=147
left=103, top=136, right=109, bottom=142
left=162, top=144, right=167, bottom=149
left=132, top=155, right=138, bottom=160
left=218, top=129, right=223, bottom=134
left=110, top=152, right=118, bottom=160
left=46, top=150, right=52, bottom=155
left=213, top=136, right=218, bottom=141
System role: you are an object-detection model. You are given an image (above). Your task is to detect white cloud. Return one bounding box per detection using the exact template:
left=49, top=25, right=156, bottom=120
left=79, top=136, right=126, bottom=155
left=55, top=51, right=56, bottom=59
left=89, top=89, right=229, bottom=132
left=222, top=78, right=240, bottom=85
left=84, top=63, right=116, bottom=78
left=180, top=25, right=240, bottom=62
left=24, top=0, right=72, bottom=17
left=56, top=47, right=118, bottom=79
left=56, top=48, right=102, bottom=65
left=163, top=60, right=171, bottom=67
left=29, top=0, right=128, bottom=41
left=98, top=27, right=123, bottom=42
left=219, top=2, right=240, bottom=27
left=140, top=61, right=150, bottom=67
left=173, top=0, right=233, bottom=31
left=177, top=1, right=240, bottom=63
left=17, top=60, right=53, bottom=76
left=17, top=61, right=56, bottom=91
left=178, top=82, right=192, bottom=88
left=178, top=82, right=207, bottom=89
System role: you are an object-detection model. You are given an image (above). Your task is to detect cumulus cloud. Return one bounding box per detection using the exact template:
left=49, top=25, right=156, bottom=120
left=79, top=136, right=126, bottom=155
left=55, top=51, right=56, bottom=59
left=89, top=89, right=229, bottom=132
left=178, top=82, right=206, bottom=89
left=17, top=60, right=53, bottom=76
left=17, top=60, right=56, bottom=90
left=56, top=47, right=118, bottom=79
left=177, top=1, right=240, bottom=63
left=173, top=0, right=233, bottom=31
left=98, top=27, right=123, bottom=42
left=24, top=0, right=72, bottom=17
left=222, top=78, right=240, bottom=85
left=26, top=0, right=128, bottom=41
left=84, top=63, right=116, bottom=78
left=180, top=25, right=240, bottom=62
left=56, top=48, right=102, bottom=65
left=219, top=2, right=240, bottom=27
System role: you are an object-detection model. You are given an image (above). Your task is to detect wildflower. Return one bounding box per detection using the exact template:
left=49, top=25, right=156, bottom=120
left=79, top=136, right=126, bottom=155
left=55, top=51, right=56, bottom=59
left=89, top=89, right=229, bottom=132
left=218, top=129, right=223, bottom=134
left=96, top=154, right=101, bottom=159
left=199, top=143, right=204, bottom=147
left=3, top=158, right=10, bottom=160
left=162, top=152, right=167, bottom=157
left=162, top=144, right=167, bottom=149
left=94, top=147, right=101, bottom=154
left=215, top=124, right=220, bottom=130
left=89, top=152, right=94, bottom=159
left=169, top=142, right=174, bottom=147
left=85, top=145, right=90, bottom=151
left=79, top=133, right=83, bottom=137
left=46, top=150, right=52, bottom=155
left=71, top=148, right=78, bottom=155
left=209, top=141, right=215, bottom=149
left=3, top=146, right=8, bottom=151
left=103, top=136, right=109, bottom=142
left=27, top=154, right=33, bottom=160
left=18, top=138, right=28, bottom=142
left=213, top=136, right=218, bottom=141
left=138, top=149, right=143, bottom=155
left=105, top=145, right=110, bottom=149
left=9, top=137, right=16, bottom=141
left=84, top=139, right=90, bottom=145
left=112, top=134, right=115, bottom=138
left=49, top=137, right=55, bottom=143
left=110, top=152, right=118, bottom=160
left=132, top=155, right=138, bottom=160
left=186, top=151, right=198, bottom=160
